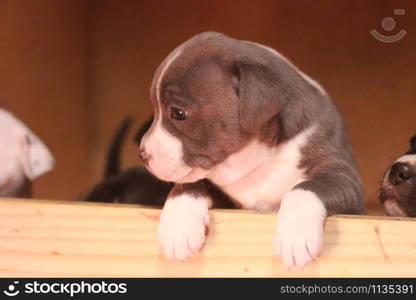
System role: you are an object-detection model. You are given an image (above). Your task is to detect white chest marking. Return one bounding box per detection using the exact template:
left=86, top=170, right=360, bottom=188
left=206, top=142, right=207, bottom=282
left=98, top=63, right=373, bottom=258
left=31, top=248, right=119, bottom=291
left=218, top=126, right=316, bottom=211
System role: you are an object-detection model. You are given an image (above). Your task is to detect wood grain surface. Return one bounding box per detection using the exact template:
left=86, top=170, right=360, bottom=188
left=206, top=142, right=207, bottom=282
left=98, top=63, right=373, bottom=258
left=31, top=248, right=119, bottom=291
left=0, top=198, right=415, bottom=277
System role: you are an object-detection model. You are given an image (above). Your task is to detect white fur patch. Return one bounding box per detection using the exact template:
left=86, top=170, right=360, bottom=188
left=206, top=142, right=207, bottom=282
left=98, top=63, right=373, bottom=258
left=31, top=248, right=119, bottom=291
left=249, top=42, right=326, bottom=95
left=141, top=119, right=188, bottom=181
left=395, top=154, right=416, bottom=165
left=211, top=126, right=316, bottom=210
left=157, top=191, right=210, bottom=260
left=274, top=189, right=327, bottom=268
left=384, top=199, right=407, bottom=217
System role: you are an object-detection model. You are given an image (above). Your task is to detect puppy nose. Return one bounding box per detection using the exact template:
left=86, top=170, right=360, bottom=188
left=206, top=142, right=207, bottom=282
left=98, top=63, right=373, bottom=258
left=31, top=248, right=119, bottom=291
left=389, top=162, right=413, bottom=186
left=139, top=148, right=151, bottom=165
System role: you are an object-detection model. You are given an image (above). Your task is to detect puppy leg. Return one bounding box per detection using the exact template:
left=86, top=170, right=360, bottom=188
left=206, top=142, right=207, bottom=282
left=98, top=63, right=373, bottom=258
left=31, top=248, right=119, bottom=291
left=274, top=167, right=364, bottom=268
left=158, top=182, right=211, bottom=260
left=274, top=189, right=326, bottom=269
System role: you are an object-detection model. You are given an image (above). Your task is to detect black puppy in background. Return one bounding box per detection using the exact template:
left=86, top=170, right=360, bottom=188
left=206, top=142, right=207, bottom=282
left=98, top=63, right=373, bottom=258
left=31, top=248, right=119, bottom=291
left=83, top=118, right=172, bottom=206
left=380, top=135, right=416, bottom=217
left=84, top=117, right=234, bottom=208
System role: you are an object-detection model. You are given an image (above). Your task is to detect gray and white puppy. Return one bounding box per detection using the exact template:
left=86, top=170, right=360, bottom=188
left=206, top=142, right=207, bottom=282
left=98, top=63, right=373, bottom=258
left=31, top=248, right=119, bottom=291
left=0, top=108, right=55, bottom=197
left=380, top=135, right=416, bottom=217
left=139, top=32, right=364, bottom=268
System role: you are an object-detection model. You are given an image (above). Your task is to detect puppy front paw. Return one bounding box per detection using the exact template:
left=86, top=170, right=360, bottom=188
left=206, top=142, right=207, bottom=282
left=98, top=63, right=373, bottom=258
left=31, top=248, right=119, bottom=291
left=157, top=194, right=210, bottom=260
left=273, top=190, right=327, bottom=269
left=274, top=220, right=324, bottom=269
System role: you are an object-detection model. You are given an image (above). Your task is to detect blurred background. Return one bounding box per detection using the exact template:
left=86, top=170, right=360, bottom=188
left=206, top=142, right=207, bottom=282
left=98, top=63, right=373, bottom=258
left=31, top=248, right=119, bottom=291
left=0, top=0, right=414, bottom=211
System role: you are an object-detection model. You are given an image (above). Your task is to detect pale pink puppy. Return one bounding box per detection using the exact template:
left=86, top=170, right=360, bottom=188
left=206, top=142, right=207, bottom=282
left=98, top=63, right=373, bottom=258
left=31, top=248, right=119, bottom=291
left=0, top=108, right=55, bottom=197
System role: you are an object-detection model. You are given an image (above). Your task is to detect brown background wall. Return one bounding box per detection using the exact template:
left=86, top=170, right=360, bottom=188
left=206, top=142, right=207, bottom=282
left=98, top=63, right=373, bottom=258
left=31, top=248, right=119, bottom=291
left=1, top=0, right=415, bottom=209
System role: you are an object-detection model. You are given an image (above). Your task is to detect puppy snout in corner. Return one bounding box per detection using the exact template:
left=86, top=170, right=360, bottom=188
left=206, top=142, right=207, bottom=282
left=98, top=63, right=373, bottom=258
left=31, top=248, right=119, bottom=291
left=380, top=136, right=416, bottom=217
left=388, top=162, right=414, bottom=186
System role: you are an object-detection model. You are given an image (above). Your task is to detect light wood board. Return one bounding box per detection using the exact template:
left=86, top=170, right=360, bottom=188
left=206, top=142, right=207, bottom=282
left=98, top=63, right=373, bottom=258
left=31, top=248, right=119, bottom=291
left=0, top=198, right=415, bottom=277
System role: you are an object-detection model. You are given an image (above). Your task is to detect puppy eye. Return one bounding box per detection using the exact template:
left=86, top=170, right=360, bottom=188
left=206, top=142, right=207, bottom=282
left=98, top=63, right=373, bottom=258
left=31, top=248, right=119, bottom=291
left=171, top=107, right=189, bottom=121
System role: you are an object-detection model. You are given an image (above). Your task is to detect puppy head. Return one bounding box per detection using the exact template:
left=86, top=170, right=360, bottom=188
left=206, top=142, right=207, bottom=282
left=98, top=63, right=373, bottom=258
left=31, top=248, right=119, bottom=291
left=0, top=109, right=55, bottom=196
left=140, top=32, right=316, bottom=183
left=380, top=135, right=416, bottom=217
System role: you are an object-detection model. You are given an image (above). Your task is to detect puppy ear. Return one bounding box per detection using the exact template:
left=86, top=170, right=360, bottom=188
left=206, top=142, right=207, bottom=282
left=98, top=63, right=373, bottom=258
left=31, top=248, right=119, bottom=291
left=234, top=61, right=288, bottom=133
left=20, top=130, right=55, bottom=180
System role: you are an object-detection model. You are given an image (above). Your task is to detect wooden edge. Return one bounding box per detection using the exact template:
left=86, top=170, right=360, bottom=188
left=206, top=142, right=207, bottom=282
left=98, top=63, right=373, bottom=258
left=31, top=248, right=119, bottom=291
left=0, top=197, right=411, bottom=221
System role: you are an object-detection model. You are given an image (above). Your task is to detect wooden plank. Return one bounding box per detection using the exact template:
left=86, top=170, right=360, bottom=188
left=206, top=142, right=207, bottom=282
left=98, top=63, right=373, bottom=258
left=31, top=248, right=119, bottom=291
left=0, top=198, right=415, bottom=277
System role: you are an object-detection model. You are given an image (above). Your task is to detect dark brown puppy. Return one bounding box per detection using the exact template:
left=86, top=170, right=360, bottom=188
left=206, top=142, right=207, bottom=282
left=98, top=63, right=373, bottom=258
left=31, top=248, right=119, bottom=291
left=380, top=135, right=416, bottom=216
